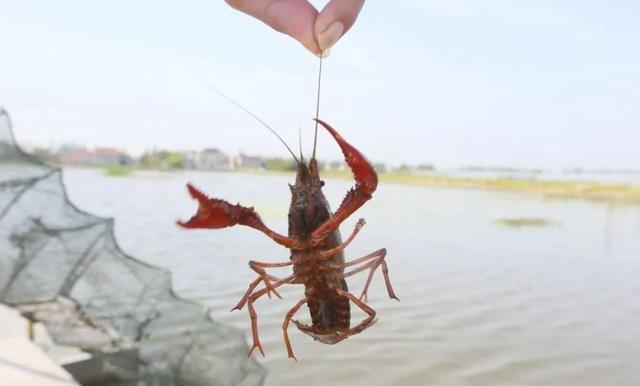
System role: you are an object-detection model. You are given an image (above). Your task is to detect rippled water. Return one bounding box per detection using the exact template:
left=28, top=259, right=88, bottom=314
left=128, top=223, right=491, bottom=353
left=62, top=168, right=640, bottom=386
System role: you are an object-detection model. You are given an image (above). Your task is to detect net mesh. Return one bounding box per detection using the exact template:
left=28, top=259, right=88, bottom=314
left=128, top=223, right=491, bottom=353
left=0, top=108, right=265, bottom=386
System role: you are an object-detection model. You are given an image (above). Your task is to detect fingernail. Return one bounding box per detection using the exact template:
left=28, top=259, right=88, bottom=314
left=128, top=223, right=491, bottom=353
left=316, top=48, right=331, bottom=58
left=317, top=21, right=344, bottom=53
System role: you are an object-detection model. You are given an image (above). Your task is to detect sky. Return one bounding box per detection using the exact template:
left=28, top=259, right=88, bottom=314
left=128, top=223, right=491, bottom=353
left=0, top=0, right=638, bottom=169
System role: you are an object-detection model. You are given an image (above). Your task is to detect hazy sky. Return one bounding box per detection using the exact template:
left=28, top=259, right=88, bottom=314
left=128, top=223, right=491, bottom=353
left=1, top=0, right=638, bottom=169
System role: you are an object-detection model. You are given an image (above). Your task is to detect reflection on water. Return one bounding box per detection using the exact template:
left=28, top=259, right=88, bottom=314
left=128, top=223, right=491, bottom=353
left=63, top=168, right=640, bottom=386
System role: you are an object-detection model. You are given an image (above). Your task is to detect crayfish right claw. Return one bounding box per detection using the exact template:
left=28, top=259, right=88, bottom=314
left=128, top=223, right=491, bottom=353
left=178, top=183, right=301, bottom=249
left=177, top=183, right=239, bottom=229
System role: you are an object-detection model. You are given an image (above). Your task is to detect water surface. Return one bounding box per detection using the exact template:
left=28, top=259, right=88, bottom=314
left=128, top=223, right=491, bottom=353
left=63, top=168, right=640, bottom=386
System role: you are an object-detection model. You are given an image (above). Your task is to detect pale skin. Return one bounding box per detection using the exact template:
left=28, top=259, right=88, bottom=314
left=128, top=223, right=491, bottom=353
left=225, top=0, right=365, bottom=56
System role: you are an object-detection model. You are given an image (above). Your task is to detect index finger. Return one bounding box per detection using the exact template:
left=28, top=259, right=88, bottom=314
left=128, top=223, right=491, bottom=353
left=226, top=0, right=321, bottom=54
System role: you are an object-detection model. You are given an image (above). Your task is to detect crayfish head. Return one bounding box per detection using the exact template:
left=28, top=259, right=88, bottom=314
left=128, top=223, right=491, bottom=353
left=176, top=183, right=238, bottom=229
left=288, top=159, right=331, bottom=237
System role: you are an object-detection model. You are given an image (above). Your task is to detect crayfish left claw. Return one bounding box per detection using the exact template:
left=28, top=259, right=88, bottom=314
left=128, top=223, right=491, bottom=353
left=310, top=120, right=378, bottom=244
left=314, top=119, right=378, bottom=196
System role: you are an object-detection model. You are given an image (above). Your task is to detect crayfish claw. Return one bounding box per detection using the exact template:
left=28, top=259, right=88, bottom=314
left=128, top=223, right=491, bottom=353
left=186, top=182, right=209, bottom=202
left=177, top=183, right=239, bottom=229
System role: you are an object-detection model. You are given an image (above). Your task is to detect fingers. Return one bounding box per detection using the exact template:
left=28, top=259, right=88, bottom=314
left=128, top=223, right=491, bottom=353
left=315, top=0, right=365, bottom=53
left=226, top=0, right=321, bottom=54
left=226, top=0, right=366, bottom=56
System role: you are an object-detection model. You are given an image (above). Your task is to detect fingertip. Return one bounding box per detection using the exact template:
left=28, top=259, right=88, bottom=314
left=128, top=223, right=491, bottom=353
left=300, top=38, right=322, bottom=56
left=318, top=48, right=331, bottom=58
left=314, top=0, right=365, bottom=51
left=224, top=0, right=244, bottom=10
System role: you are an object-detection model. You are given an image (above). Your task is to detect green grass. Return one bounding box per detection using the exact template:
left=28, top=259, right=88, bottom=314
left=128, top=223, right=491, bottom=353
left=248, top=169, right=640, bottom=203
left=104, top=165, right=135, bottom=177
left=335, top=170, right=640, bottom=203
left=93, top=163, right=640, bottom=203
left=492, top=217, right=556, bottom=228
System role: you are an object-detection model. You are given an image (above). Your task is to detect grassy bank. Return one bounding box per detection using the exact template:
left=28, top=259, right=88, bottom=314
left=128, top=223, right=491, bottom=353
left=90, top=164, right=640, bottom=203
left=492, top=217, right=556, bottom=228
left=242, top=169, right=640, bottom=203
left=104, top=165, right=135, bottom=177
left=375, top=171, right=640, bottom=203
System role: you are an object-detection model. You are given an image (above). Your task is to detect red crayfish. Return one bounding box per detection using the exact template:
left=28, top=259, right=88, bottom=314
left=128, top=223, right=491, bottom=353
left=178, top=119, right=398, bottom=359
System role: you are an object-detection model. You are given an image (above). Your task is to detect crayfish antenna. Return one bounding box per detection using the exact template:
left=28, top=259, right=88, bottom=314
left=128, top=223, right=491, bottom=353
left=204, top=84, right=301, bottom=166
left=298, top=121, right=305, bottom=163
left=312, top=55, right=323, bottom=160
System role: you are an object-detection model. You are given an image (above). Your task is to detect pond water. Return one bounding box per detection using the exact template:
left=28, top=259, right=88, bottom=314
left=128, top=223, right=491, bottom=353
left=62, top=168, right=640, bottom=386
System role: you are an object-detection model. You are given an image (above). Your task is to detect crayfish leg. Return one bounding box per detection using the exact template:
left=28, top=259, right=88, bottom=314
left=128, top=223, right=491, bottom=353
left=282, top=299, right=307, bottom=361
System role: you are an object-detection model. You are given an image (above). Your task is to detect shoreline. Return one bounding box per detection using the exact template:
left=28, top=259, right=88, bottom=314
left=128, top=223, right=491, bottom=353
left=70, top=165, right=640, bottom=204
left=375, top=171, right=640, bottom=203
left=235, top=168, right=640, bottom=204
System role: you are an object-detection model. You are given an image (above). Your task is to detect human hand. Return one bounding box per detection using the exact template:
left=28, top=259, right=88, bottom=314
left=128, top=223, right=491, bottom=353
left=225, top=0, right=365, bottom=56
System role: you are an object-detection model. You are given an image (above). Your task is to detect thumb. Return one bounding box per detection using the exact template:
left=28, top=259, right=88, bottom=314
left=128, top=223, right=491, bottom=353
left=314, top=0, right=365, bottom=54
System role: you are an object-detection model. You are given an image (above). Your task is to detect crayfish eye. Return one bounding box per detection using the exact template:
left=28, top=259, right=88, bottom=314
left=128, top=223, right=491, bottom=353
left=320, top=180, right=325, bottom=187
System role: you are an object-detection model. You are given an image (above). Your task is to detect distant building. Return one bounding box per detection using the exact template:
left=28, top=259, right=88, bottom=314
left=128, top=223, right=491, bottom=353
left=31, top=147, right=57, bottom=163
left=327, top=160, right=347, bottom=171
left=196, top=148, right=229, bottom=170
left=56, top=145, right=91, bottom=165
left=181, top=151, right=197, bottom=170
left=232, top=153, right=265, bottom=169
left=87, top=148, right=132, bottom=165
left=416, top=163, right=435, bottom=171
left=373, top=162, right=387, bottom=173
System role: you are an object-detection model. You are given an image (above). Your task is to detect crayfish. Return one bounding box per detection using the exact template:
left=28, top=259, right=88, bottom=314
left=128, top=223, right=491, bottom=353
left=178, top=119, right=398, bottom=359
